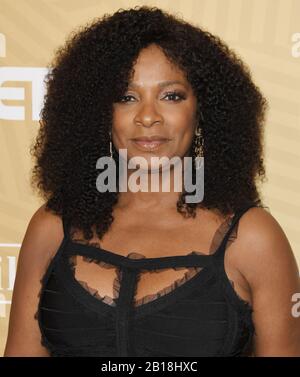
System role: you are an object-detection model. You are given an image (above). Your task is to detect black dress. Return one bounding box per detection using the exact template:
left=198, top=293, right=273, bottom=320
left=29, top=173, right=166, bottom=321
left=36, top=204, right=256, bottom=357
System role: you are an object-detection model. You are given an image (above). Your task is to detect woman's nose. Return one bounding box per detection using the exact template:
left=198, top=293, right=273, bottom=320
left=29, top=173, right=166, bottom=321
left=134, top=102, right=163, bottom=128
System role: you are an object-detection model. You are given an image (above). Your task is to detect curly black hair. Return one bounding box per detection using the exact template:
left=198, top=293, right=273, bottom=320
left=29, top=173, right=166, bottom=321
left=30, top=5, right=268, bottom=242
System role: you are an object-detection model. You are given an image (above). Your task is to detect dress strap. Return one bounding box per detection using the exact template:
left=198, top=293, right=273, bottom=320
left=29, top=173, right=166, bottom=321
left=213, top=204, right=257, bottom=259
left=62, top=212, right=71, bottom=240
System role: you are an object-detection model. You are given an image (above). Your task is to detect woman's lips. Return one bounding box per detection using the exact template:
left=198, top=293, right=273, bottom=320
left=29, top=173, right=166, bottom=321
left=132, top=139, right=169, bottom=151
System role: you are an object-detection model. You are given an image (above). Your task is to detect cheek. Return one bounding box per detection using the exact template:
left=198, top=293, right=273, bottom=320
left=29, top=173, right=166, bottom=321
left=167, top=107, right=195, bottom=133
left=172, top=119, right=194, bottom=142
left=112, top=116, right=132, bottom=146
left=169, top=120, right=195, bottom=156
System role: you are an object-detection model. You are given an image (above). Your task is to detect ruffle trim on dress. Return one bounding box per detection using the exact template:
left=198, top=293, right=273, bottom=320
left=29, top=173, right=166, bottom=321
left=68, top=251, right=205, bottom=307
left=67, top=214, right=238, bottom=308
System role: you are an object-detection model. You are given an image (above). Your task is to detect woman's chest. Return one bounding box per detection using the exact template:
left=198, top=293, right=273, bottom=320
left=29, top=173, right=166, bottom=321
left=93, top=208, right=226, bottom=258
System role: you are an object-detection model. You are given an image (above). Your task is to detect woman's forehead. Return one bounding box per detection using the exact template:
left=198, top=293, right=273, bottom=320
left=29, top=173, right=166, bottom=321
left=125, top=49, right=195, bottom=99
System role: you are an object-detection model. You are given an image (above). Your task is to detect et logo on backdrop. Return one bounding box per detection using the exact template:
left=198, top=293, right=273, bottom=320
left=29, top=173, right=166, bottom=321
left=0, top=66, right=48, bottom=121
left=0, top=248, right=17, bottom=319
left=0, top=31, right=48, bottom=122
left=291, top=32, right=300, bottom=58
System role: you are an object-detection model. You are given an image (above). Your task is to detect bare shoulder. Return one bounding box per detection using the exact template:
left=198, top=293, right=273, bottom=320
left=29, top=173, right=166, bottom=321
left=3, top=203, right=64, bottom=356
left=21, top=203, right=65, bottom=263
left=233, top=206, right=300, bottom=356
left=239, top=206, right=291, bottom=245
left=233, top=206, right=299, bottom=287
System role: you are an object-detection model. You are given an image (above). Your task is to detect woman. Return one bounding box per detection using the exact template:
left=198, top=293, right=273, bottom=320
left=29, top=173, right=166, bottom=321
left=4, top=6, right=300, bottom=357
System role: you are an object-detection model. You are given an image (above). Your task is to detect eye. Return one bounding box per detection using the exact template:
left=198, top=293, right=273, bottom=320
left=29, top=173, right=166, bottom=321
left=118, top=94, right=135, bottom=103
left=117, top=90, right=186, bottom=103
left=163, top=91, right=186, bottom=102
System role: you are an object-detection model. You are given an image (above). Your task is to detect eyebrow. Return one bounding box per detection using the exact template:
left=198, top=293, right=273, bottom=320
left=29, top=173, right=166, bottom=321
left=128, top=80, right=188, bottom=89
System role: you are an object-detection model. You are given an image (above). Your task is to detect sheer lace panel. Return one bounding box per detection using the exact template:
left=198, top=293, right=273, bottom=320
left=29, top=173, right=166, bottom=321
left=67, top=215, right=237, bottom=307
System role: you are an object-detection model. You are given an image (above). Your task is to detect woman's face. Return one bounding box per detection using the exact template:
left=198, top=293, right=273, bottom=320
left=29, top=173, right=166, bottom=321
left=112, top=43, right=198, bottom=171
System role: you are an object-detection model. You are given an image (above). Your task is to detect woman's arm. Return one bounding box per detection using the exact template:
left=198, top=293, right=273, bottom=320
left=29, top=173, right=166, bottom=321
left=3, top=204, right=64, bottom=356
left=236, top=207, right=300, bottom=356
